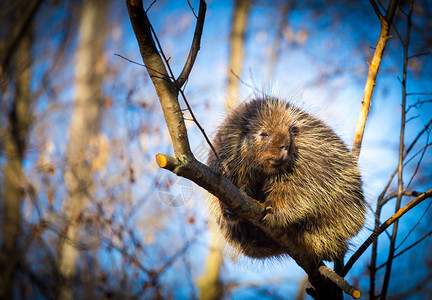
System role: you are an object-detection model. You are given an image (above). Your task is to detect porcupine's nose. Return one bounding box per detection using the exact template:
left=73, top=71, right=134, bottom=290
left=279, top=143, right=290, bottom=160
left=267, top=144, right=290, bottom=166
left=273, top=131, right=291, bottom=161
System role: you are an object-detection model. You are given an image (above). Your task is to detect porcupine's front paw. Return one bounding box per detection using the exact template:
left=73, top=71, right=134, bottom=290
left=261, top=200, right=276, bottom=224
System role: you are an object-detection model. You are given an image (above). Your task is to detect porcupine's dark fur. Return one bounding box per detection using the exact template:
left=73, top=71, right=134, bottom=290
left=206, top=96, right=365, bottom=262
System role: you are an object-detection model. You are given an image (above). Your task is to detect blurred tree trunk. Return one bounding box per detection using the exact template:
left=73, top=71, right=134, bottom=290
left=56, top=0, right=107, bottom=299
left=225, top=0, right=250, bottom=110
left=0, top=0, right=41, bottom=83
left=197, top=224, right=224, bottom=300
left=198, top=2, right=251, bottom=298
left=0, top=21, right=33, bottom=300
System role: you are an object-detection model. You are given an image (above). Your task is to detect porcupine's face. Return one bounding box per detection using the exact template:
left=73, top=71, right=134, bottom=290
left=250, top=123, right=297, bottom=175
left=235, top=98, right=299, bottom=175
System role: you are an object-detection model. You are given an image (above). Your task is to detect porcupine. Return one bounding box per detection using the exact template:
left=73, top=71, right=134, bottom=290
left=206, top=96, right=366, bottom=263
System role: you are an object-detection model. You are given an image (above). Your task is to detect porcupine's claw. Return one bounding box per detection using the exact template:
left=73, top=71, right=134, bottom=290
left=264, top=200, right=274, bottom=214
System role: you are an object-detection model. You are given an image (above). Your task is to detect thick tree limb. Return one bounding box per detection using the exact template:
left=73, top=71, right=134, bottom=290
left=127, top=0, right=192, bottom=158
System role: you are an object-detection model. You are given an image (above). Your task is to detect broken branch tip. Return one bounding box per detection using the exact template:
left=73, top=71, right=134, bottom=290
left=156, top=153, right=168, bottom=168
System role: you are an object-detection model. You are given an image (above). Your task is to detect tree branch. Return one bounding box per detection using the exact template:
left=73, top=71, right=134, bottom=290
left=376, top=229, right=432, bottom=271
left=352, top=0, right=399, bottom=160
left=318, top=266, right=361, bottom=299
left=126, top=0, right=192, bottom=158
left=341, top=188, right=432, bottom=277
left=380, top=190, right=420, bottom=206
left=177, top=0, right=206, bottom=87
left=369, top=0, right=382, bottom=19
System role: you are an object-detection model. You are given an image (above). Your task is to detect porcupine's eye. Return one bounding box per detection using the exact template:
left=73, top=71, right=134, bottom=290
left=259, top=131, right=269, bottom=138
left=223, top=208, right=237, bottom=221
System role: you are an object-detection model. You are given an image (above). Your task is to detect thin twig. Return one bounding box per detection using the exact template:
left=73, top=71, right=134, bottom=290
left=357, top=2, right=400, bottom=294
left=403, top=143, right=432, bottom=168
left=146, top=0, right=157, bottom=12
left=114, top=53, right=172, bottom=79
left=406, top=100, right=432, bottom=113
left=395, top=200, right=432, bottom=252
left=408, top=51, right=430, bottom=59
left=406, top=92, right=432, bottom=95
left=381, top=190, right=421, bottom=206
left=369, top=0, right=383, bottom=19
left=187, top=0, right=198, bottom=18
left=371, top=120, right=432, bottom=294
left=405, top=131, right=430, bottom=190
left=391, top=21, right=404, bottom=45
left=406, top=115, right=420, bottom=123
left=376, top=230, right=432, bottom=271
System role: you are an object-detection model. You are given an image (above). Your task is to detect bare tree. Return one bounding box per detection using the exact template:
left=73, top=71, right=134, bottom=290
left=0, top=8, right=33, bottom=298
left=226, top=0, right=250, bottom=110
left=197, top=223, right=224, bottom=300
left=56, top=0, right=107, bottom=298
left=0, top=0, right=42, bottom=83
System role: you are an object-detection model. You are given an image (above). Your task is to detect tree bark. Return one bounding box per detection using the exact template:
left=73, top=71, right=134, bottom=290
left=56, top=1, right=107, bottom=299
